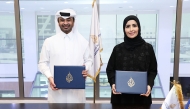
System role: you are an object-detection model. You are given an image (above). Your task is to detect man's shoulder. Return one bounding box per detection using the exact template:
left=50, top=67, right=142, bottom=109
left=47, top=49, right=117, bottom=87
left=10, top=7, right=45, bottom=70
left=78, top=34, right=88, bottom=42
left=77, top=34, right=88, bottom=46
left=44, top=35, right=57, bottom=42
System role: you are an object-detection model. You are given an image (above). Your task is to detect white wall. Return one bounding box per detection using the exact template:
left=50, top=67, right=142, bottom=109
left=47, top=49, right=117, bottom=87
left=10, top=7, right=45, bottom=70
left=22, top=11, right=38, bottom=82
left=157, top=10, right=173, bottom=96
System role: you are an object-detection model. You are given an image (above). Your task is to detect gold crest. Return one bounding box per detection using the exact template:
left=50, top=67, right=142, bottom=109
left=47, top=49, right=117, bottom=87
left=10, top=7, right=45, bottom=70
left=91, top=35, right=98, bottom=44
left=128, top=77, right=135, bottom=87
left=66, top=72, right=73, bottom=83
left=169, top=103, right=176, bottom=109
left=188, top=104, right=190, bottom=109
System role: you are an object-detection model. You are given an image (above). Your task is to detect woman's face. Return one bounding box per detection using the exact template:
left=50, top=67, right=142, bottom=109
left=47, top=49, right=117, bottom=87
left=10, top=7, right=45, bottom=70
left=124, top=20, right=139, bottom=38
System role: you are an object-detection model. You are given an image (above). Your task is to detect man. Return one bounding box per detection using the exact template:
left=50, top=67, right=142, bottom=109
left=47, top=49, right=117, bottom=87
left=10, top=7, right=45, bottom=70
left=38, top=9, right=92, bottom=103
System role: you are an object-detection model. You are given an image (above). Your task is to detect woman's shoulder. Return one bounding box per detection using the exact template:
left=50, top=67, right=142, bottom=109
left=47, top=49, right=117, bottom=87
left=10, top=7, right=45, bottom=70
left=113, top=42, right=125, bottom=50
left=143, top=42, right=154, bottom=49
left=143, top=42, right=155, bottom=56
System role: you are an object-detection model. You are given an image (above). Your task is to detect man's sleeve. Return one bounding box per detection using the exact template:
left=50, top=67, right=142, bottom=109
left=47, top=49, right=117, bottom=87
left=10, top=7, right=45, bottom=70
left=83, top=46, right=93, bottom=71
left=38, top=39, right=52, bottom=78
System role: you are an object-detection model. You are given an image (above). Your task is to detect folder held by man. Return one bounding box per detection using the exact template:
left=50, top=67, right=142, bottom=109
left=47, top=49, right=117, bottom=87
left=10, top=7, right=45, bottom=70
left=54, top=66, right=85, bottom=89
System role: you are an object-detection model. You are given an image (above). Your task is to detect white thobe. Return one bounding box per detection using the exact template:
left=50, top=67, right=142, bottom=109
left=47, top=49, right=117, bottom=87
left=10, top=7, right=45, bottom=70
left=38, top=31, right=92, bottom=103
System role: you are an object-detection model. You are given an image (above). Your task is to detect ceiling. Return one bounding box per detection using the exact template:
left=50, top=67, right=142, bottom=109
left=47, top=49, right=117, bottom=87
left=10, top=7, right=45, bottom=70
left=0, top=0, right=190, bottom=13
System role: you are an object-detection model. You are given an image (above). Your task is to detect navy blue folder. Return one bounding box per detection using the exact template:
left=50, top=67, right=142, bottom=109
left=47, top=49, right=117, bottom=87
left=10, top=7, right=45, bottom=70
left=115, top=71, right=147, bottom=94
left=54, top=66, right=85, bottom=89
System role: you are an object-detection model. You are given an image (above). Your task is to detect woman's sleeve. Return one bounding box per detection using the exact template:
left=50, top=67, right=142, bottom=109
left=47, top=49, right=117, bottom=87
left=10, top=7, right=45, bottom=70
left=106, top=46, right=116, bottom=87
left=147, top=45, right=158, bottom=89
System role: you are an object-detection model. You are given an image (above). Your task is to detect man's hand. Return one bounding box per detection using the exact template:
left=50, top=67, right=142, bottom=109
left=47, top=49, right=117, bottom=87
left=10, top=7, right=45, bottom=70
left=82, top=70, right=88, bottom=79
left=112, top=84, right=121, bottom=94
left=48, top=77, right=58, bottom=90
left=141, top=85, right=151, bottom=97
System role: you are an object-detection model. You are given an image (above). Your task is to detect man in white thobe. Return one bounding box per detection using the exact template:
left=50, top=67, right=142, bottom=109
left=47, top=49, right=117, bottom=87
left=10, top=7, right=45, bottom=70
left=38, top=9, right=92, bottom=103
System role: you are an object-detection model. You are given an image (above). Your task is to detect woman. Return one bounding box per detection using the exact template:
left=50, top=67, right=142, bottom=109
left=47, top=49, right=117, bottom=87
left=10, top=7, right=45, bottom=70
left=106, top=15, right=157, bottom=109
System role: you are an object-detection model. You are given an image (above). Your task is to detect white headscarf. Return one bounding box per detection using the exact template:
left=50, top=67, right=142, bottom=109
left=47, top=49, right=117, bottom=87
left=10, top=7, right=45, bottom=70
left=55, top=9, right=80, bottom=36
left=54, top=9, right=89, bottom=66
left=55, top=9, right=88, bottom=54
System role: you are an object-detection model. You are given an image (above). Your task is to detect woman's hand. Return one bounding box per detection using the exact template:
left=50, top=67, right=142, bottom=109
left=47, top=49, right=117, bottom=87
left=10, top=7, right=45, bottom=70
left=112, top=84, right=121, bottom=94
left=141, top=85, right=151, bottom=97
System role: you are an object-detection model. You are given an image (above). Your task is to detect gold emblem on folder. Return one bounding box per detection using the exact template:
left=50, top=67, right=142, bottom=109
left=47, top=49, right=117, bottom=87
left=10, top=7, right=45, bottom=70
left=128, top=77, right=135, bottom=87
left=66, top=72, right=73, bottom=83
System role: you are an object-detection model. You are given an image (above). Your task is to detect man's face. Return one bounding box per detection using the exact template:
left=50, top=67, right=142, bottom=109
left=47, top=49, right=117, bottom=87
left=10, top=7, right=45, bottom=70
left=58, top=17, right=74, bottom=34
